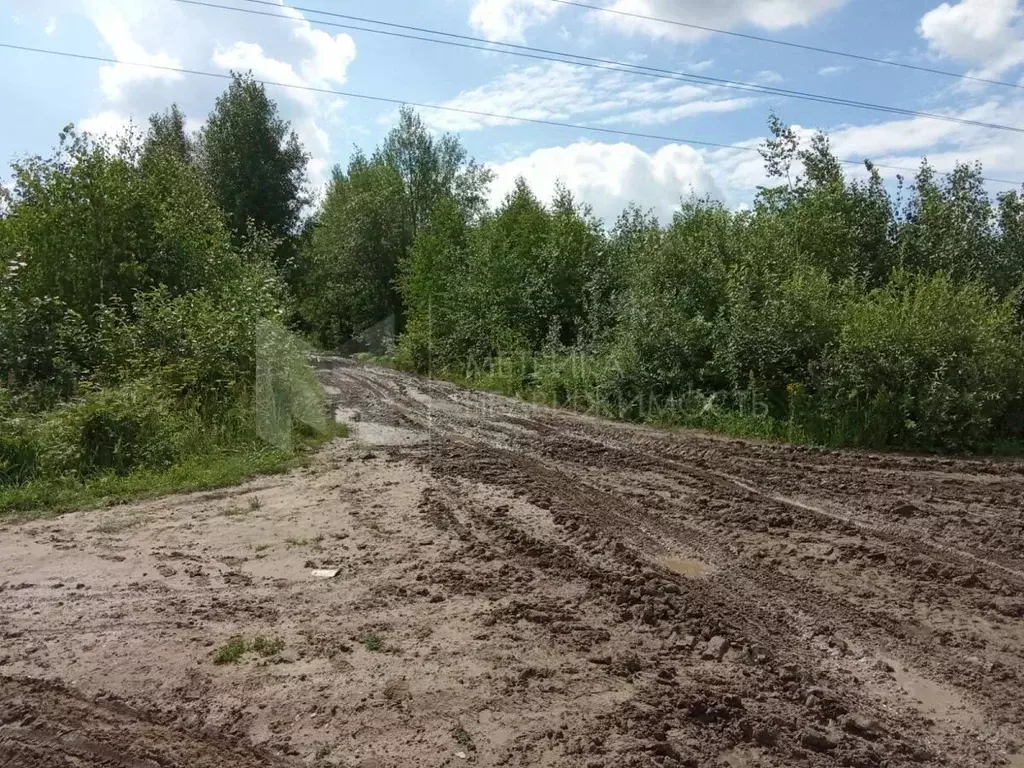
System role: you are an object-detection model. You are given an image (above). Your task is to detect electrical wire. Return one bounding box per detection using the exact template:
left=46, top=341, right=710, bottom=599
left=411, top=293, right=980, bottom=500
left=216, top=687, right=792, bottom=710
left=2, top=41, right=1021, bottom=186
left=545, top=0, right=1024, bottom=92
left=182, top=0, right=1024, bottom=136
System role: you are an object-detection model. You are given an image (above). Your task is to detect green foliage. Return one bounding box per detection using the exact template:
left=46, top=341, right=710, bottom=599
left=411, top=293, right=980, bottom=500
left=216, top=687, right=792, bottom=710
left=375, top=107, right=494, bottom=237
left=213, top=637, right=248, bottom=664
left=3, top=128, right=239, bottom=323
left=0, top=78, right=339, bottom=516
left=715, top=263, right=852, bottom=414
left=607, top=199, right=729, bottom=401
left=300, top=157, right=410, bottom=347
left=394, top=196, right=473, bottom=371
left=0, top=404, right=37, bottom=486
left=395, top=180, right=609, bottom=374
left=0, top=446, right=299, bottom=520
left=297, top=109, right=496, bottom=350
left=144, top=104, right=194, bottom=164
left=8, top=86, right=1024, bottom=503
left=32, top=382, right=185, bottom=478
left=250, top=635, right=286, bottom=656
left=816, top=273, right=1024, bottom=450
left=198, top=72, right=309, bottom=276
left=387, top=112, right=1024, bottom=453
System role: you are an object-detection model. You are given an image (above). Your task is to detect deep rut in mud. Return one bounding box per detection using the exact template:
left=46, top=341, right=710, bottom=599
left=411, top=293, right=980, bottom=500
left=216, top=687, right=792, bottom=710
left=1, top=358, right=1022, bottom=767
left=0, top=675, right=297, bottom=768
left=324, top=359, right=1024, bottom=767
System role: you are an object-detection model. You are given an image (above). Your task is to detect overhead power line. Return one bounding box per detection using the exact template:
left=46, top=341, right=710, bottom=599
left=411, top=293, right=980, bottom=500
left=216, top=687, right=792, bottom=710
left=545, top=0, right=1024, bottom=92
left=189, top=0, right=1024, bottom=137
left=1, top=42, right=1021, bottom=187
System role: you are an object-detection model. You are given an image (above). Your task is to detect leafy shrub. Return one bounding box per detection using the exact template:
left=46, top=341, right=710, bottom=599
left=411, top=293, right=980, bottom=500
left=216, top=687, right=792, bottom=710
left=299, top=157, right=409, bottom=348
left=33, top=383, right=188, bottom=478
left=604, top=200, right=730, bottom=404
left=715, top=263, right=853, bottom=414
left=816, top=272, right=1024, bottom=450
left=0, top=295, right=88, bottom=405
left=0, top=403, right=38, bottom=486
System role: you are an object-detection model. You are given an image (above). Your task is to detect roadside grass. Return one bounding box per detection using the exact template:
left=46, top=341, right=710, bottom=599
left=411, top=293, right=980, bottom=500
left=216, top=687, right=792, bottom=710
left=213, top=637, right=248, bottom=665
left=375, top=355, right=1024, bottom=456
left=0, top=423, right=349, bottom=523
left=364, top=633, right=383, bottom=652
left=213, top=634, right=285, bottom=664
left=250, top=635, right=285, bottom=657
left=374, top=354, right=810, bottom=447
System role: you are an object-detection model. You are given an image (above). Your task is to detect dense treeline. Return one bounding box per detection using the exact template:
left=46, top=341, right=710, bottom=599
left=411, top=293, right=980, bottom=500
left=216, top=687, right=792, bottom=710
left=308, top=110, right=1024, bottom=452
left=3, top=74, right=1024, bottom=511
left=0, top=74, right=327, bottom=510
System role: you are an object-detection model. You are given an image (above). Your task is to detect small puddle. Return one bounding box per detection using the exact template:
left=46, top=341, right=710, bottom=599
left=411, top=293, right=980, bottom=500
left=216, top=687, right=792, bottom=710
left=658, top=555, right=712, bottom=578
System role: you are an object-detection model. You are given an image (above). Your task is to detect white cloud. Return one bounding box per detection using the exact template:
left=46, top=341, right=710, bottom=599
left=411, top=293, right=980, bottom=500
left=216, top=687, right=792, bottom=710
left=78, top=111, right=136, bottom=138
left=595, top=0, right=848, bottom=40
left=275, top=2, right=357, bottom=87
left=488, top=140, right=724, bottom=223
left=425, top=61, right=757, bottom=132
left=818, top=65, right=849, bottom=76
left=753, top=69, right=784, bottom=84
left=469, top=0, right=845, bottom=42
left=919, top=0, right=1024, bottom=80
left=596, top=97, right=759, bottom=126
left=86, top=1, right=184, bottom=101
left=827, top=100, right=1009, bottom=158
left=69, top=0, right=356, bottom=193
left=44, top=16, right=56, bottom=34
left=469, top=0, right=560, bottom=42
left=213, top=42, right=318, bottom=108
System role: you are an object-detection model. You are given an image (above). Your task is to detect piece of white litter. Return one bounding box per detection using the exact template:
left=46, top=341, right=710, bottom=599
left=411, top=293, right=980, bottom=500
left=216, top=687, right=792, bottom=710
left=455, top=752, right=467, bottom=760
left=311, top=568, right=340, bottom=579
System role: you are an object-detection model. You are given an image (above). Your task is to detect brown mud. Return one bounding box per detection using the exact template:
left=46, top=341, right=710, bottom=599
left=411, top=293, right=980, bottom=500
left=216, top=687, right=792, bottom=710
left=2, top=358, right=1023, bottom=767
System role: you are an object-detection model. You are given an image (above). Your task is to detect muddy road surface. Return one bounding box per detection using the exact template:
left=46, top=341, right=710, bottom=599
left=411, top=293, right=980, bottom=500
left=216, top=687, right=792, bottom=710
left=2, top=359, right=1024, bottom=768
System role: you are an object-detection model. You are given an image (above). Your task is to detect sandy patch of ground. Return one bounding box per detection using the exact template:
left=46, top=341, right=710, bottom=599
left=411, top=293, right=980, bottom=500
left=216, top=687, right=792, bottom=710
left=2, top=359, right=1024, bottom=767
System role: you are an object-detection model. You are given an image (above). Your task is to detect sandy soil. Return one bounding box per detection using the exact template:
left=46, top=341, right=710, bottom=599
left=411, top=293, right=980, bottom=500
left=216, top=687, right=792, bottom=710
left=2, top=358, right=1024, bottom=767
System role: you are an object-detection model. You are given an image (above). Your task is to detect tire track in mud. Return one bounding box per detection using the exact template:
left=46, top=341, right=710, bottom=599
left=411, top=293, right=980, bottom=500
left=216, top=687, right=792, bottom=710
left=0, top=676, right=299, bottom=768
left=418, top=473, right=940, bottom=768
left=325, top=359, right=1024, bottom=766
left=415, top=436, right=1023, bottom=733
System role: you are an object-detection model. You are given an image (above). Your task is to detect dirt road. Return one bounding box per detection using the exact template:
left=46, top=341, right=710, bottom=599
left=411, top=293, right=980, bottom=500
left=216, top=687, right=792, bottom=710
left=2, top=359, right=1024, bottom=767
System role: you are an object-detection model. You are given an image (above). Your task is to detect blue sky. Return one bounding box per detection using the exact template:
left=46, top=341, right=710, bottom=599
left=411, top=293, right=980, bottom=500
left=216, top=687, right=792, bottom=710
left=4, top=0, right=1024, bottom=221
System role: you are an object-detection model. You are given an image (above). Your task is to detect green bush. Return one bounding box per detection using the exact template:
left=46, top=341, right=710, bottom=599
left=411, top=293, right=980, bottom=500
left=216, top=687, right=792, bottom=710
left=0, top=396, right=38, bottom=486
left=603, top=200, right=730, bottom=404
left=0, top=79, right=349, bottom=516
left=33, top=383, right=187, bottom=478
left=815, top=272, right=1024, bottom=450
left=715, top=263, right=853, bottom=415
